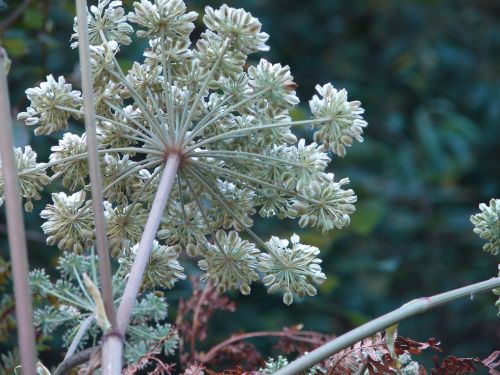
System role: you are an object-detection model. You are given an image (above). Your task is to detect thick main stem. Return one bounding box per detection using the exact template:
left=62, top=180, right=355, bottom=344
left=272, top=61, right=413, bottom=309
left=0, top=47, right=38, bottom=374
left=274, top=276, right=500, bottom=375
left=117, top=154, right=181, bottom=334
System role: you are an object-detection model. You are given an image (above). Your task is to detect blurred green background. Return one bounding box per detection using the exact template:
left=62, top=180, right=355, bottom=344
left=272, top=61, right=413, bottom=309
left=1, top=0, right=499, bottom=370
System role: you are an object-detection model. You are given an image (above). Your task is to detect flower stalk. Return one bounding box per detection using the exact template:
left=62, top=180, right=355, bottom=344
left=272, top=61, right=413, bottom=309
left=75, top=0, right=120, bottom=373
left=0, top=46, right=38, bottom=374
left=274, top=276, right=500, bottom=374
left=117, top=153, right=181, bottom=334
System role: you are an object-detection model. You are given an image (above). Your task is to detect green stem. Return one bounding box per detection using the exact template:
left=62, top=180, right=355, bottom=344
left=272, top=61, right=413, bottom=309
left=145, top=86, right=170, bottom=144
left=274, top=276, right=500, bottom=374
left=107, top=68, right=168, bottom=145
left=185, top=94, right=232, bottom=141
left=189, top=149, right=302, bottom=168
left=123, top=165, right=164, bottom=221
left=74, top=268, right=95, bottom=307
left=101, top=100, right=163, bottom=146
left=39, top=286, right=89, bottom=310
left=181, top=172, right=221, bottom=249
left=55, top=104, right=158, bottom=146
left=178, top=87, right=192, bottom=144
left=178, top=40, right=229, bottom=142
left=184, top=87, right=271, bottom=146
left=160, top=29, right=176, bottom=142
left=187, top=159, right=318, bottom=205
left=185, top=165, right=269, bottom=250
left=186, top=117, right=330, bottom=153
left=19, top=147, right=162, bottom=177
left=98, top=29, right=164, bottom=145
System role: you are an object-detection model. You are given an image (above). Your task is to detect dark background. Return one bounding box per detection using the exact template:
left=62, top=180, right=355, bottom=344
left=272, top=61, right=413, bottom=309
left=1, top=0, right=499, bottom=370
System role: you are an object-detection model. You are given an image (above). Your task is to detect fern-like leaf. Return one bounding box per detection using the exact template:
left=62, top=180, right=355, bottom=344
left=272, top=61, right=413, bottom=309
left=0, top=349, right=20, bottom=375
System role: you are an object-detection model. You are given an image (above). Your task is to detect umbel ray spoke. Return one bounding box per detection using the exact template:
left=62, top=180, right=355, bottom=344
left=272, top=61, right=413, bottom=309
left=190, top=149, right=306, bottom=169
left=186, top=117, right=333, bottom=152
left=180, top=171, right=223, bottom=250
left=178, top=40, right=230, bottom=142
left=185, top=164, right=270, bottom=251
left=187, top=159, right=318, bottom=205
left=184, top=87, right=272, bottom=146
left=18, top=147, right=163, bottom=177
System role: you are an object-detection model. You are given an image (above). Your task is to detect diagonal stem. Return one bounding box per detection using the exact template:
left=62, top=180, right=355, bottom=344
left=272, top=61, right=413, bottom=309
left=117, top=154, right=181, bottom=335
left=0, top=47, right=38, bottom=375
left=107, top=67, right=169, bottom=146
left=101, top=101, right=162, bottom=146
left=55, top=103, right=162, bottom=147
left=64, top=313, right=96, bottom=360
left=160, top=30, right=176, bottom=142
left=274, top=276, right=500, bottom=375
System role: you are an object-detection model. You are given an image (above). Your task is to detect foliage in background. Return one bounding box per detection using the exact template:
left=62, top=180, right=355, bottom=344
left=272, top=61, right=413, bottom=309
left=0, top=0, right=499, bottom=370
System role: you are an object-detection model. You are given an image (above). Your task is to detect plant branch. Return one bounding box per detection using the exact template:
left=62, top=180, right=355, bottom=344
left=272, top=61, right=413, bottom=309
left=178, top=40, right=229, bottom=142
left=274, top=276, right=500, bottom=375
left=18, top=147, right=161, bottom=177
left=186, top=117, right=329, bottom=153
left=0, top=46, right=37, bottom=375
left=75, top=0, right=117, bottom=332
left=185, top=165, right=270, bottom=251
left=190, top=281, right=212, bottom=360
left=65, top=313, right=95, bottom=360
left=117, top=153, right=181, bottom=335
left=184, top=87, right=271, bottom=146
left=106, top=67, right=169, bottom=146
left=54, top=346, right=98, bottom=375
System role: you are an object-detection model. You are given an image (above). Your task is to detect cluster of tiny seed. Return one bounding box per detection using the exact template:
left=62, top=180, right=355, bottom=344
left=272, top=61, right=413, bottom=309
left=9, top=0, right=369, bottom=304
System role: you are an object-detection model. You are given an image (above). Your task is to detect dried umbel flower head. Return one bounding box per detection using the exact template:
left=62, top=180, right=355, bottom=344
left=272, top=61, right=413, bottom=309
left=40, top=191, right=94, bottom=253
left=259, top=234, right=326, bottom=305
left=0, top=146, right=49, bottom=212
left=16, top=75, right=82, bottom=135
left=119, top=241, right=186, bottom=290
left=199, top=230, right=260, bottom=295
left=471, top=198, right=500, bottom=255
left=15, top=0, right=368, bottom=304
left=310, top=83, right=367, bottom=157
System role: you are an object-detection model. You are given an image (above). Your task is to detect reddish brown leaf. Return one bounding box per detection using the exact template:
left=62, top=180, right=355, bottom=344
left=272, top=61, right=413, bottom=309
left=366, top=353, right=397, bottom=375
left=395, top=336, right=442, bottom=355
left=431, top=355, right=481, bottom=375
left=208, top=340, right=263, bottom=370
